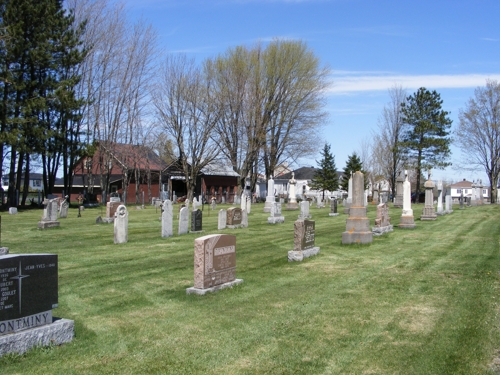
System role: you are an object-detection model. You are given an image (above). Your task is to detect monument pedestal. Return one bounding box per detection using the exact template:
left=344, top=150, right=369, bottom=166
left=287, top=247, right=320, bottom=262
left=398, top=215, right=416, bottom=229
left=186, top=279, right=243, bottom=295
left=329, top=213, right=339, bottom=217
left=267, top=216, right=285, bottom=224
left=286, top=202, right=299, bottom=210
left=0, top=318, right=74, bottom=357
left=37, top=221, right=60, bottom=229
left=342, top=206, right=373, bottom=244
left=420, top=206, right=437, bottom=220
left=372, top=225, right=393, bottom=236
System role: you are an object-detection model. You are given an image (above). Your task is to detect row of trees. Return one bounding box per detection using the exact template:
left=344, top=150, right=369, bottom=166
left=0, top=0, right=330, bottom=206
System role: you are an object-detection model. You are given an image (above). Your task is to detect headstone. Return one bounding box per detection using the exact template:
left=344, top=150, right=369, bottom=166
left=186, top=234, right=243, bottom=295
left=398, top=171, right=416, bottom=229
left=191, top=209, right=203, bottom=233
left=372, top=184, right=379, bottom=205
left=344, top=174, right=353, bottom=214
left=478, top=180, right=484, bottom=205
left=372, top=202, right=393, bottom=236
left=0, top=254, right=74, bottom=356
left=288, top=219, right=320, bottom=261
left=226, top=207, right=243, bottom=228
left=241, top=209, right=248, bottom=228
left=329, top=198, right=339, bottom=216
left=113, top=205, right=128, bottom=244
left=263, top=177, right=275, bottom=213
left=286, top=172, right=299, bottom=210
left=445, top=194, right=453, bottom=214
left=161, top=200, right=173, bottom=238
left=38, top=199, right=60, bottom=229
left=106, top=201, right=122, bottom=220
left=59, top=196, right=69, bottom=218
left=218, top=209, right=226, bottom=230
left=246, top=196, right=251, bottom=214
left=298, top=200, right=311, bottom=220
left=460, top=191, right=465, bottom=209
left=240, top=193, right=246, bottom=211
left=393, top=171, right=404, bottom=208
left=211, top=197, right=217, bottom=211
left=436, top=181, right=444, bottom=215
left=421, top=171, right=437, bottom=220
left=342, top=171, right=373, bottom=244
left=268, top=202, right=285, bottom=224
left=8, top=208, right=17, bottom=215
left=178, top=207, right=189, bottom=235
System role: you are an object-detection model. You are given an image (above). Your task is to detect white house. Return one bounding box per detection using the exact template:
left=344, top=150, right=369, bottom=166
left=449, top=179, right=489, bottom=202
left=2, top=173, right=44, bottom=191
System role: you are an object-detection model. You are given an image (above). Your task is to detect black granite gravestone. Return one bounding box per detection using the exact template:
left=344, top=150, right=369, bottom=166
left=302, top=220, right=315, bottom=250
left=0, top=254, right=57, bottom=334
left=191, top=209, right=202, bottom=232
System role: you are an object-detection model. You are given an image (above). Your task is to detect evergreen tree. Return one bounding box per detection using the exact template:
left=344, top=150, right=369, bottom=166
left=399, top=87, right=452, bottom=197
left=0, top=0, right=85, bottom=205
left=340, top=152, right=366, bottom=191
left=309, top=143, right=338, bottom=199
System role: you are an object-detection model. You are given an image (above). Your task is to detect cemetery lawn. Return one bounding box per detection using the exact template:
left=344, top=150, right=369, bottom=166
left=1, top=203, right=500, bottom=375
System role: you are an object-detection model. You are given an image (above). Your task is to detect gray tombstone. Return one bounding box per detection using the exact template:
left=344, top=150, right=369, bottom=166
left=288, top=219, right=320, bottom=262
left=191, top=209, right=203, bottom=232
left=372, top=202, right=393, bottom=236
left=241, top=209, right=248, bottom=228
left=114, top=205, right=128, bottom=244
left=268, top=202, right=285, bottom=224
left=436, top=181, right=444, bottom=215
left=0, top=254, right=74, bottom=356
left=8, top=207, right=17, bottom=215
left=298, top=200, right=311, bottom=220
left=178, top=207, right=189, bottom=235
left=329, top=198, right=339, bottom=217
left=161, top=200, right=173, bottom=238
left=218, top=209, right=227, bottom=230
left=38, top=199, right=60, bottom=229
left=59, top=196, right=69, bottom=219
left=445, top=194, right=453, bottom=214
left=421, top=172, right=437, bottom=220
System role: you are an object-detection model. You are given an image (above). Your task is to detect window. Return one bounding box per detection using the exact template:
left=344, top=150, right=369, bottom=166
left=456, top=189, right=462, bottom=194
left=32, top=179, right=41, bottom=187
left=483, top=189, right=487, bottom=194
left=464, top=189, right=468, bottom=194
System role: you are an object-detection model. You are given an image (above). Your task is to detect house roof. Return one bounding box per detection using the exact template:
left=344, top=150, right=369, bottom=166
left=201, top=161, right=240, bottom=177
left=104, top=143, right=167, bottom=171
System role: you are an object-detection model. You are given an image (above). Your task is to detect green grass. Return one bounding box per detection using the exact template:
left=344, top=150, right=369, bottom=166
left=1, top=202, right=500, bottom=374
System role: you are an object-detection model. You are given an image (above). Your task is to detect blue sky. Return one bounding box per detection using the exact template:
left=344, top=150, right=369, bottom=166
left=123, top=0, right=500, bottom=184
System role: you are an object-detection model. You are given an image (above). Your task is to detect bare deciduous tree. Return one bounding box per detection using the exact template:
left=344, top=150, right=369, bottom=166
left=455, top=79, right=500, bottom=203
left=371, top=85, right=407, bottom=193
left=153, top=54, right=220, bottom=201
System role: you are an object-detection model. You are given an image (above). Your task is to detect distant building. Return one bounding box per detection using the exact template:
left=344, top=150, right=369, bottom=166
left=449, top=179, right=489, bottom=202
left=1, top=173, right=43, bottom=192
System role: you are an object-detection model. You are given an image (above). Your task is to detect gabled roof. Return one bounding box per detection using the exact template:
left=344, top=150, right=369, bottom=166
left=103, top=143, right=167, bottom=171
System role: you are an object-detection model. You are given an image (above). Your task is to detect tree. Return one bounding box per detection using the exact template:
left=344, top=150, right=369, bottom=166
left=309, top=143, right=338, bottom=199
left=455, top=79, right=500, bottom=203
left=260, top=39, right=330, bottom=179
left=372, top=84, right=407, bottom=194
left=0, top=0, right=85, bottom=205
left=341, top=152, right=366, bottom=191
left=399, top=87, right=452, bottom=197
left=152, top=54, right=220, bottom=201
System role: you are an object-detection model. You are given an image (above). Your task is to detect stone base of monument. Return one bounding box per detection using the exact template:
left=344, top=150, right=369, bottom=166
left=398, top=215, right=416, bottom=229
left=0, top=318, right=74, bottom=357
left=445, top=210, right=454, bottom=214
left=420, top=214, right=437, bottom=220
left=226, top=224, right=243, bottom=229
left=436, top=210, right=445, bottom=216
left=342, top=231, right=373, bottom=244
left=0, top=247, right=8, bottom=255
left=186, top=279, right=243, bottom=295
left=287, top=247, right=320, bottom=262
left=329, top=213, right=339, bottom=216
left=37, top=221, right=60, bottom=229
left=343, top=205, right=350, bottom=214
left=96, top=216, right=114, bottom=224
left=286, top=202, right=299, bottom=210
left=267, top=216, right=285, bottom=224
left=263, top=201, right=273, bottom=213
left=190, top=230, right=203, bottom=234
left=372, top=225, right=393, bottom=236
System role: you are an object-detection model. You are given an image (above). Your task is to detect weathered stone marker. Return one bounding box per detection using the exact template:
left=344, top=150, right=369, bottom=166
left=178, top=207, right=189, bottom=235
left=268, top=202, right=285, bottom=224
left=218, top=209, right=226, bottom=230
left=114, top=205, right=128, bottom=244
left=226, top=207, right=243, bottom=228
left=342, top=171, right=373, bottom=244
left=0, top=254, right=74, bottom=356
left=191, top=209, right=203, bottom=233
left=186, top=234, right=243, bottom=295
left=372, top=202, right=393, bottom=236
left=398, top=171, right=416, bottom=229
left=38, top=198, right=60, bottom=229
left=288, top=219, right=320, bottom=261
left=421, top=171, right=437, bottom=220
left=161, top=199, right=173, bottom=238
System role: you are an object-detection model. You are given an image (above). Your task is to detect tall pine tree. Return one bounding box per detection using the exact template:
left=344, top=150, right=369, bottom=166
left=0, top=0, right=85, bottom=205
left=340, top=152, right=366, bottom=191
left=309, top=143, right=338, bottom=199
left=399, top=87, right=452, bottom=197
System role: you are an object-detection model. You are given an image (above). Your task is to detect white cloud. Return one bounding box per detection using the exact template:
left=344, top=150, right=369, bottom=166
left=327, top=73, right=500, bottom=94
